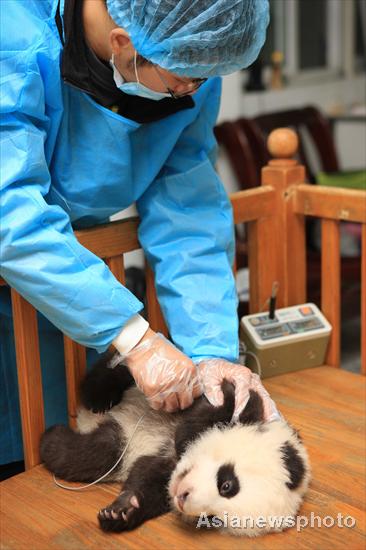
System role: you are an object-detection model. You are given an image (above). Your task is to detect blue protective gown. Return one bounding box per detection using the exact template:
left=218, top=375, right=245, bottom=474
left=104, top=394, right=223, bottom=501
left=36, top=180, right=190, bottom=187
left=0, top=0, right=238, bottom=463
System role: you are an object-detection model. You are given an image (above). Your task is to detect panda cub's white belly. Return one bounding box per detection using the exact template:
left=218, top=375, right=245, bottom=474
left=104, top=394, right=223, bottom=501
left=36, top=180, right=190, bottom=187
left=76, top=386, right=179, bottom=480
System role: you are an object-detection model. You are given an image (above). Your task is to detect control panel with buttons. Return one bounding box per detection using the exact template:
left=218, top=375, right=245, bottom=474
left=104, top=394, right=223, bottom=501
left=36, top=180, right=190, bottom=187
left=244, top=304, right=329, bottom=345
left=240, top=303, right=332, bottom=377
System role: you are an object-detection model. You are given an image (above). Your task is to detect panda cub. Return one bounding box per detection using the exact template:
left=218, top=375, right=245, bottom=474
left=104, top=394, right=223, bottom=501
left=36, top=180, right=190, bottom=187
left=41, top=354, right=310, bottom=537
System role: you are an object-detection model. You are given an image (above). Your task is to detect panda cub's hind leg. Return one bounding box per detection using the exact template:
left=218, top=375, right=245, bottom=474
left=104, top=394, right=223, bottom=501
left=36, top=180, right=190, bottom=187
left=40, top=419, right=123, bottom=483
left=98, top=455, right=176, bottom=532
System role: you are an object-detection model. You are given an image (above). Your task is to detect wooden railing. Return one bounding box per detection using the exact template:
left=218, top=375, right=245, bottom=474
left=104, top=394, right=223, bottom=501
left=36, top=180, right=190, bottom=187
left=294, top=185, right=365, bottom=369
left=1, top=128, right=365, bottom=470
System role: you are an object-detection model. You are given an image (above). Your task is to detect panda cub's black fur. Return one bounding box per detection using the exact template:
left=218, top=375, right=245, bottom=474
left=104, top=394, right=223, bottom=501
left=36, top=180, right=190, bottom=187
left=41, top=353, right=310, bottom=537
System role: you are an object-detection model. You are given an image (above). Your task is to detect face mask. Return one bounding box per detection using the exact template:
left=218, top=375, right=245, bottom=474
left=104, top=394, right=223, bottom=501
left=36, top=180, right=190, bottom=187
left=110, top=52, right=172, bottom=101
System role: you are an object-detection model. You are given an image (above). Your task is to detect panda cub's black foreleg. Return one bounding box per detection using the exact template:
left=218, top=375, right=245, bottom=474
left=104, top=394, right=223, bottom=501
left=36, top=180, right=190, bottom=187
left=98, top=455, right=176, bottom=532
left=174, top=379, right=236, bottom=458
left=80, top=351, right=135, bottom=413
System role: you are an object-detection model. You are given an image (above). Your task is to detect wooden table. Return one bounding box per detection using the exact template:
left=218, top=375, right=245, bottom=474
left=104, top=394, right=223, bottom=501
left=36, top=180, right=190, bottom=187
left=1, top=366, right=365, bottom=550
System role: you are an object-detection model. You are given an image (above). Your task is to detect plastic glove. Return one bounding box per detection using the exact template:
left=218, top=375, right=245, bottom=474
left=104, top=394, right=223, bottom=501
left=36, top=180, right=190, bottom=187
left=197, top=359, right=280, bottom=422
left=122, top=329, right=202, bottom=412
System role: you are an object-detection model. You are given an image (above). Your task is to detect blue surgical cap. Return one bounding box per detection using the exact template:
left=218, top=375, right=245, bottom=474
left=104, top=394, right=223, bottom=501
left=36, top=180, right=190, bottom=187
left=106, top=0, right=269, bottom=78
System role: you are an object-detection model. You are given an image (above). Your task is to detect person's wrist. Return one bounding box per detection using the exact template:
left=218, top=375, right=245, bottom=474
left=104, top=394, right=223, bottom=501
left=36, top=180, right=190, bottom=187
left=112, top=315, right=150, bottom=357
left=133, top=327, right=156, bottom=348
left=124, top=327, right=161, bottom=373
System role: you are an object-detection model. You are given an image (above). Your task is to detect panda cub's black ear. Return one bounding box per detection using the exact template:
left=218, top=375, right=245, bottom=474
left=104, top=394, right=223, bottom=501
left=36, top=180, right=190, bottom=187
left=238, top=390, right=265, bottom=425
left=280, top=441, right=306, bottom=490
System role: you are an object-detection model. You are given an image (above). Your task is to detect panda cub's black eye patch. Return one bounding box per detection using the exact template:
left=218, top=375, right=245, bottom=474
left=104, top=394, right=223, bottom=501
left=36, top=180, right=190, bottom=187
left=216, top=463, right=240, bottom=498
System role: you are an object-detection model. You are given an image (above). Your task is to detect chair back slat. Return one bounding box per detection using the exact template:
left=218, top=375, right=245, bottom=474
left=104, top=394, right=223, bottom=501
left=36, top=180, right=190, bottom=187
left=10, top=290, right=45, bottom=469
left=214, top=121, right=258, bottom=188
left=237, top=118, right=269, bottom=178
left=304, top=106, right=340, bottom=173
left=321, top=220, right=341, bottom=367
left=74, top=218, right=140, bottom=258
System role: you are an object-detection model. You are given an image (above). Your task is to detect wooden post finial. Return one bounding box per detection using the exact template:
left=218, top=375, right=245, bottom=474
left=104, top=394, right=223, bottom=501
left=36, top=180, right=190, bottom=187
left=267, top=128, right=299, bottom=166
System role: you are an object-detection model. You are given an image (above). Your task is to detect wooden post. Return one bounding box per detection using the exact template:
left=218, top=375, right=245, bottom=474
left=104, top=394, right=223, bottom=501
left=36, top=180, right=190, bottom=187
left=248, top=128, right=306, bottom=312
left=11, top=290, right=45, bottom=469
left=321, top=220, right=341, bottom=367
left=361, top=224, right=366, bottom=375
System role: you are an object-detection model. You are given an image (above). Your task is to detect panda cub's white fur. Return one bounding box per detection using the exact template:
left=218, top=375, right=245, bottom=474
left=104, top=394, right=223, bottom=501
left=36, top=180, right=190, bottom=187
left=75, top=386, right=310, bottom=537
left=169, top=422, right=310, bottom=537
left=77, top=387, right=178, bottom=479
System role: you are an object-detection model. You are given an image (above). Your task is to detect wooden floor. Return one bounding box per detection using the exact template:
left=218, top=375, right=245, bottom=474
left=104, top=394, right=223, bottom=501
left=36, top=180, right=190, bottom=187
left=1, top=366, right=365, bottom=550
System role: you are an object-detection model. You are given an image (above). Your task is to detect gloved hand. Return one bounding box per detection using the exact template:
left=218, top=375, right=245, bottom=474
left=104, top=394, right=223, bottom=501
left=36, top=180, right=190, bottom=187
left=122, top=328, right=202, bottom=412
left=197, top=359, right=279, bottom=421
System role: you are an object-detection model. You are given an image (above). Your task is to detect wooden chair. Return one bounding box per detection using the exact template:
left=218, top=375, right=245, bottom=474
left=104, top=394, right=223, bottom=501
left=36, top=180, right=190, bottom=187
left=1, top=130, right=365, bottom=550
left=214, top=122, right=253, bottom=274
left=215, top=118, right=268, bottom=189
left=214, top=120, right=264, bottom=273
left=215, top=106, right=341, bottom=187
left=214, top=121, right=260, bottom=189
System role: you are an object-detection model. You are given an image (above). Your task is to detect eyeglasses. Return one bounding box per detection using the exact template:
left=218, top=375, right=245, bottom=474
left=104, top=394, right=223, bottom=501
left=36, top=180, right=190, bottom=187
left=153, top=65, right=207, bottom=100
left=133, top=50, right=207, bottom=100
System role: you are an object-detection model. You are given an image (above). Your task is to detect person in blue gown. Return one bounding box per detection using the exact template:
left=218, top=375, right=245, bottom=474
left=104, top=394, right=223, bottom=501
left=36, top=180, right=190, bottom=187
left=0, top=0, right=269, bottom=466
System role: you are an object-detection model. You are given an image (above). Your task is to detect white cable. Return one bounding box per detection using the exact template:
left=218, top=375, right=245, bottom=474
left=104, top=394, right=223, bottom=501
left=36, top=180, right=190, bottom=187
left=54, top=348, right=261, bottom=491
left=53, top=412, right=147, bottom=491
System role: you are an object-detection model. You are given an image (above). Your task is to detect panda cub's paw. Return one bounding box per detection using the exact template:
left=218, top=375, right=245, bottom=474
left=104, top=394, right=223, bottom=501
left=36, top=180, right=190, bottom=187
left=80, top=364, right=124, bottom=414
left=98, top=491, right=141, bottom=532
